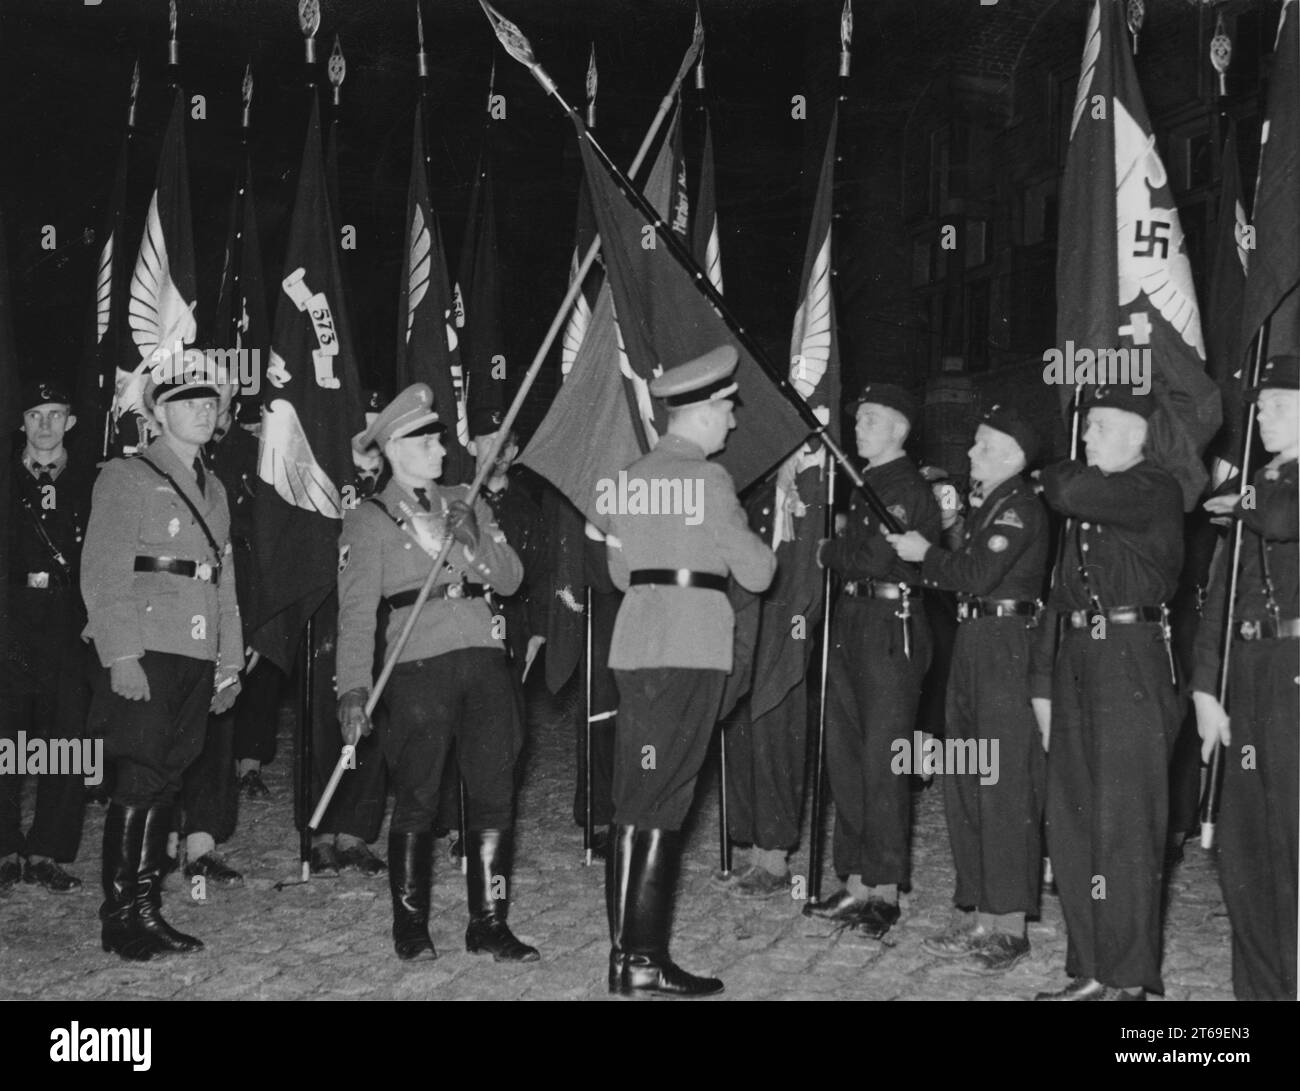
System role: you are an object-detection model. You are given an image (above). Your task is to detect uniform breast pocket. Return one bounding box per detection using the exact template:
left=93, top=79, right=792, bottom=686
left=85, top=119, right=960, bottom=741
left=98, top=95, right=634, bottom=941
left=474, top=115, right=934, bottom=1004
left=140, top=490, right=189, bottom=547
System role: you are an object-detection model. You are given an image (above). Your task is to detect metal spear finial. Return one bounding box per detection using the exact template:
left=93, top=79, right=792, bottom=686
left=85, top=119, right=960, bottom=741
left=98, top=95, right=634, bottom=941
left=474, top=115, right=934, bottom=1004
left=478, top=0, right=557, bottom=96
left=329, top=35, right=346, bottom=105
left=840, top=0, right=853, bottom=78
left=1126, top=0, right=1144, bottom=57
left=1210, top=12, right=1231, bottom=98
left=693, top=4, right=705, bottom=90
left=168, top=0, right=179, bottom=67
left=587, top=44, right=597, bottom=127
left=300, top=0, right=321, bottom=65
left=128, top=58, right=141, bottom=128
left=242, top=63, right=253, bottom=129
left=416, top=1, right=429, bottom=79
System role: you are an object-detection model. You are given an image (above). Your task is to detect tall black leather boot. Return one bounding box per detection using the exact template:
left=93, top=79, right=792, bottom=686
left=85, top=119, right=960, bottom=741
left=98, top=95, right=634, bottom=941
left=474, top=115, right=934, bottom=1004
left=133, top=804, right=203, bottom=953
left=618, top=828, right=723, bottom=997
left=100, top=803, right=164, bottom=961
left=606, top=824, right=636, bottom=992
left=388, top=831, right=437, bottom=960
left=465, top=829, right=540, bottom=962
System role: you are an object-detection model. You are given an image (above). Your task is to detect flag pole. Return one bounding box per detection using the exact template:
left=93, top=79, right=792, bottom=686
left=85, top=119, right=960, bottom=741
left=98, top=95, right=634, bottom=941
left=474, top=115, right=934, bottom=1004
left=1199, top=321, right=1269, bottom=848
left=476, top=1, right=902, bottom=534
left=583, top=587, right=594, bottom=866
left=309, top=13, right=706, bottom=831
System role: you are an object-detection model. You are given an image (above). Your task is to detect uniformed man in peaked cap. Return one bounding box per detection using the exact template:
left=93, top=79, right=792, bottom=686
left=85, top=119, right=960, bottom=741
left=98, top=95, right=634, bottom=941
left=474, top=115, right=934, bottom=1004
left=1, top=381, right=95, bottom=895
left=335, top=383, right=537, bottom=964
left=1032, top=383, right=1183, bottom=1001
left=603, top=345, right=776, bottom=998
left=1193, top=354, right=1299, bottom=1000
left=888, top=403, right=1049, bottom=971
left=807, top=383, right=941, bottom=939
left=82, top=357, right=244, bottom=960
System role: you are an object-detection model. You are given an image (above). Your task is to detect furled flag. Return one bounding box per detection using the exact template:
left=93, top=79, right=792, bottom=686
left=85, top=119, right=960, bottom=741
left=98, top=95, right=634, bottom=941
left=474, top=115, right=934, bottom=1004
left=1239, top=0, right=1299, bottom=366
left=691, top=108, right=724, bottom=293
left=396, top=101, right=472, bottom=483
left=1204, top=120, right=1250, bottom=488
left=251, top=97, right=365, bottom=671
left=77, top=123, right=131, bottom=462
left=1054, top=0, right=1221, bottom=509
left=748, top=100, right=842, bottom=723
left=576, top=129, right=809, bottom=497
left=457, top=101, right=508, bottom=426
left=212, top=150, right=269, bottom=419
left=120, top=91, right=199, bottom=457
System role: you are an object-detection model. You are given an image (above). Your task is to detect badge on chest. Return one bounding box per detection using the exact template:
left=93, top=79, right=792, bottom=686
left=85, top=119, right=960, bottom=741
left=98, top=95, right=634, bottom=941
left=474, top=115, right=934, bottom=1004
left=396, top=500, right=447, bottom=558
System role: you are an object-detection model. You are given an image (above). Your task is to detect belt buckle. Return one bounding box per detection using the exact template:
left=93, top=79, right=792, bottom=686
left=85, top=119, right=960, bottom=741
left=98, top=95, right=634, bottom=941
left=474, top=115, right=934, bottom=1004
left=957, top=601, right=971, bottom=621
left=1239, top=620, right=1261, bottom=641
left=26, top=571, right=49, bottom=589
left=195, top=562, right=213, bottom=583
left=446, top=582, right=464, bottom=599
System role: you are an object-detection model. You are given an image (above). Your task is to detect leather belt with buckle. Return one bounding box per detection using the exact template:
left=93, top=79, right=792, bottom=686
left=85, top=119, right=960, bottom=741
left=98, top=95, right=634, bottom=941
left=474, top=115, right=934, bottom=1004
left=1236, top=617, right=1300, bottom=641
left=842, top=579, right=916, bottom=601
left=12, top=571, right=51, bottom=589
left=134, top=556, right=220, bottom=584
left=957, top=597, right=1039, bottom=621
left=1067, top=605, right=1164, bottom=628
left=630, top=569, right=729, bottom=593
left=385, top=583, right=488, bottom=611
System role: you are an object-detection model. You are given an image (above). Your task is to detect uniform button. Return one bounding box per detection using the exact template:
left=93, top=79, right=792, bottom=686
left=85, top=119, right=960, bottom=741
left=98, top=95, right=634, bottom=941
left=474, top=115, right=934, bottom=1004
left=1081, top=522, right=1091, bottom=530
left=762, top=508, right=771, bottom=516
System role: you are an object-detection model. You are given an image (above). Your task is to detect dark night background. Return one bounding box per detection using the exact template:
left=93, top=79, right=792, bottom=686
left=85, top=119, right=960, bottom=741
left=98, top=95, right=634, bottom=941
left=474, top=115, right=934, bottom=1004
left=0, top=0, right=1285, bottom=472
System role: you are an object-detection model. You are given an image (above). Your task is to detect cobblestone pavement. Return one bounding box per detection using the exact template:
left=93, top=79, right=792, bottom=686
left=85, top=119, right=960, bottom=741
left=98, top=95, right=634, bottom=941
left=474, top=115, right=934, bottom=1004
left=0, top=682, right=1235, bottom=1002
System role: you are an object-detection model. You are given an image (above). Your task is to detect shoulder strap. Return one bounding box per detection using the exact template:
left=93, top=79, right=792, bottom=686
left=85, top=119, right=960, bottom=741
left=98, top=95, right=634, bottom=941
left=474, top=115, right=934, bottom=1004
left=15, top=491, right=72, bottom=579
left=137, top=456, right=221, bottom=561
left=364, top=495, right=403, bottom=527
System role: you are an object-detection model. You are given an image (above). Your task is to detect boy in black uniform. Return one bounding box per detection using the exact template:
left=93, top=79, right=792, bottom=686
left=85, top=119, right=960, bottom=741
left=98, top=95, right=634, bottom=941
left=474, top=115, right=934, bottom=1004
left=1193, top=354, right=1299, bottom=1001
left=807, top=384, right=941, bottom=938
left=1032, top=385, right=1183, bottom=1001
left=888, top=404, right=1048, bottom=971
left=1, top=382, right=94, bottom=893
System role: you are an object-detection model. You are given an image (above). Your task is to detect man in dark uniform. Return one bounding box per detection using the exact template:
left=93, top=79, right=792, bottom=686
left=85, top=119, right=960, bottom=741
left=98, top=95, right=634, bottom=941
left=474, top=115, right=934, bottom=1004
left=82, top=359, right=243, bottom=960
left=602, top=345, right=775, bottom=998
left=806, top=384, right=940, bottom=938
left=1032, top=385, right=1183, bottom=1001
left=1193, top=354, right=1299, bottom=1001
left=1, top=381, right=94, bottom=894
left=336, top=383, right=537, bottom=963
left=888, top=404, right=1048, bottom=971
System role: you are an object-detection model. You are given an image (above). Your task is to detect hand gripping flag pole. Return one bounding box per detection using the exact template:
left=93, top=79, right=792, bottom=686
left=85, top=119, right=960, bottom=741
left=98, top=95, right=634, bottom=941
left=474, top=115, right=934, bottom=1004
left=309, top=13, right=704, bottom=832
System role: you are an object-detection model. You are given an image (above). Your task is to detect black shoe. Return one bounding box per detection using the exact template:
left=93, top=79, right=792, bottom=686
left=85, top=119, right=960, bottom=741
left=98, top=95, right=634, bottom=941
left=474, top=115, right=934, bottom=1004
left=1034, top=977, right=1144, bottom=1002
left=606, top=824, right=636, bottom=992
left=0, top=857, right=23, bottom=891
left=238, top=770, right=270, bottom=799
left=23, top=858, right=83, bottom=893
left=965, top=931, right=1029, bottom=974
left=184, top=852, right=244, bottom=886
left=616, top=828, right=722, bottom=998
left=135, top=806, right=203, bottom=954
left=854, top=898, right=901, bottom=940
left=310, top=841, right=342, bottom=875
left=336, top=840, right=387, bottom=876
left=388, top=831, right=436, bottom=961
left=590, top=827, right=610, bottom=862
left=464, top=829, right=539, bottom=963
left=802, top=888, right=869, bottom=924
left=99, top=803, right=165, bottom=962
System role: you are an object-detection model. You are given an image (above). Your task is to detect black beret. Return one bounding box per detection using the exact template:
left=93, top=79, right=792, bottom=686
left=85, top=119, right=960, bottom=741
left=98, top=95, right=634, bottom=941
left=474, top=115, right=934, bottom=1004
left=21, top=379, right=73, bottom=415
left=850, top=383, right=919, bottom=428
left=1250, top=354, right=1300, bottom=395
left=979, top=402, right=1041, bottom=465
left=1085, top=384, right=1156, bottom=420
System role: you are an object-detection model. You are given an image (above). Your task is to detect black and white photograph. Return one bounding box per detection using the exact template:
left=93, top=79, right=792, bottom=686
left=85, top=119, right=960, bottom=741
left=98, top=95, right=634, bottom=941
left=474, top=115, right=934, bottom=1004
left=0, top=0, right=1295, bottom=1046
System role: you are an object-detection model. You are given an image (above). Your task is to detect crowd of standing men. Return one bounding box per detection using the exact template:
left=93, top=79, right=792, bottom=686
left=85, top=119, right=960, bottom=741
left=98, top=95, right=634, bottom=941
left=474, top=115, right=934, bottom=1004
left=2, top=346, right=1296, bottom=1001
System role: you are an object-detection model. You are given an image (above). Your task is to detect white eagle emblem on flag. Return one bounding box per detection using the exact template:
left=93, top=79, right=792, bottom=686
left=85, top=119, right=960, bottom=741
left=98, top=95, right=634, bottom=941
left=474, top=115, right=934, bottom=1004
left=258, top=399, right=342, bottom=519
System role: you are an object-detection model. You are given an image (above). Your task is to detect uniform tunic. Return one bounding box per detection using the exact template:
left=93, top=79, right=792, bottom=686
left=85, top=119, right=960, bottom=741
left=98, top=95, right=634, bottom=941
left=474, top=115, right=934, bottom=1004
left=1192, top=458, right=1298, bottom=1000
left=605, top=433, right=775, bottom=830
left=1035, top=458, right=1183, bottom=993
left=336, top=477, right=523, bottom=833
left=82, top=440, right=243, bottom=807
left=917, top=474, right=1048, bottom=914
left=1, top=450, right=94, bottom=861
left=820, top=457, right=941, bottom=885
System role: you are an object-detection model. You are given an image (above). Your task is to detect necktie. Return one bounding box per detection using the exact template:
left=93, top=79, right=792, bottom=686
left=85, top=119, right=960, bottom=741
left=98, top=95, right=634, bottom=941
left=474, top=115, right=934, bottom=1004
left=193, top=457, right=206, bottom=498
left=34, top=468, right=53, bottom=488
left=414, top=488, right=432, bottom=512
